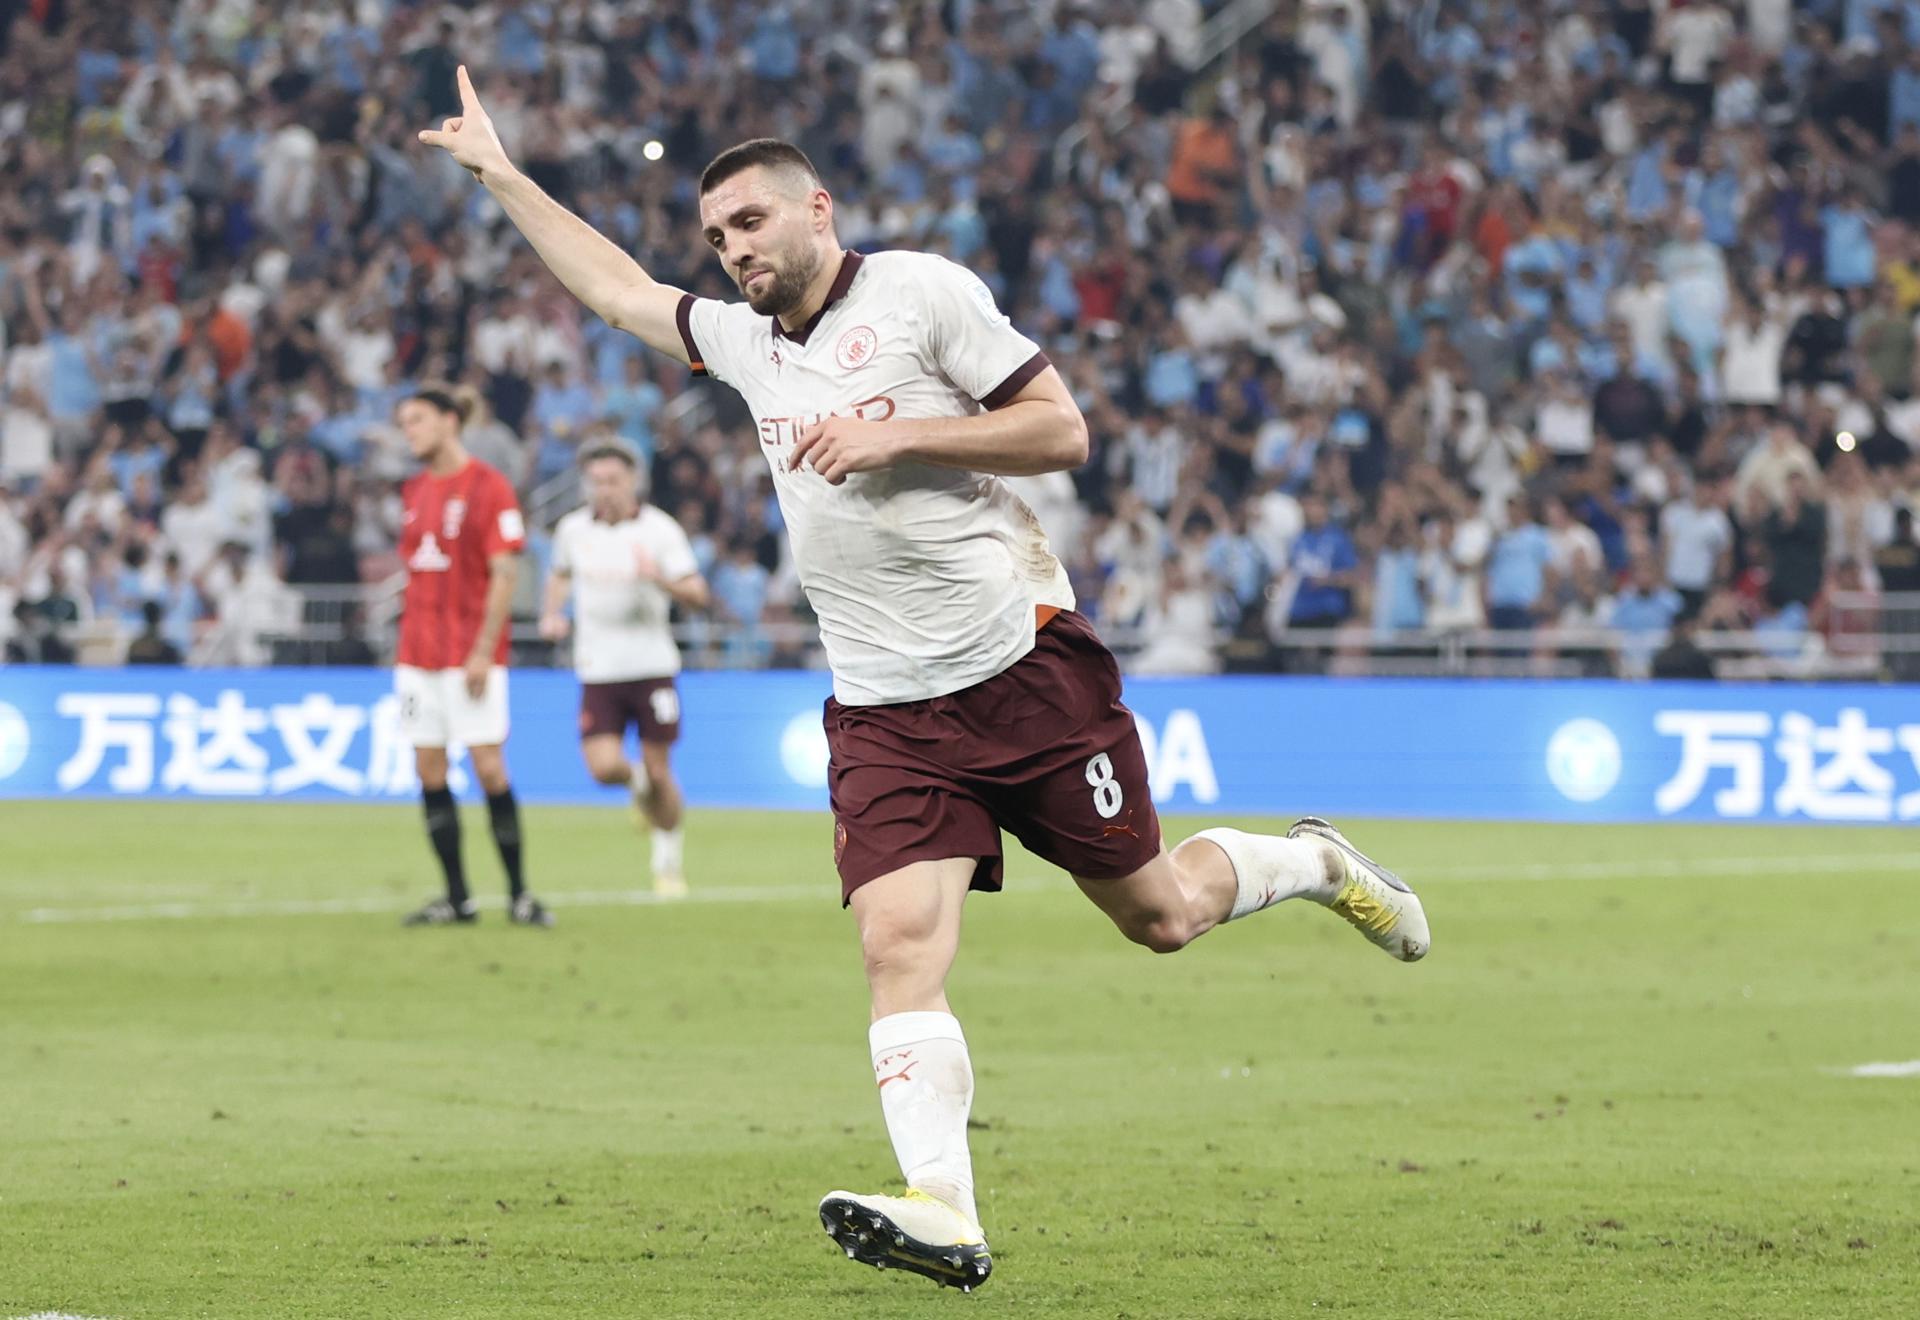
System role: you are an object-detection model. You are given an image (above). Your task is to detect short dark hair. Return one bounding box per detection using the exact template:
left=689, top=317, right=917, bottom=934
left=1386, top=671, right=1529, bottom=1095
left=699, top=139, right=821, bottom=195
left=406, top=386, right=473, bottom=425
left=580, top=443, right=637, bottom=470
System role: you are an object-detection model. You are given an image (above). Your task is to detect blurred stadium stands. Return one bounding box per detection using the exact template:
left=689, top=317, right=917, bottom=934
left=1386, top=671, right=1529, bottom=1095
left=2, top=0, right=1920, bottom=682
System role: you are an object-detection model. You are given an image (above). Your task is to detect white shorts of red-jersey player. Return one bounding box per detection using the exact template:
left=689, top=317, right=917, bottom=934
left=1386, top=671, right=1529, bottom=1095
left=396, top=664, right=510, bottom=749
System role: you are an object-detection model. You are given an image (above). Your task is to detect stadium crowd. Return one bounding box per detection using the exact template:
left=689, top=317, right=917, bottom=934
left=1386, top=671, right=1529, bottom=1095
left=4, top=0, right=1920, bottom=678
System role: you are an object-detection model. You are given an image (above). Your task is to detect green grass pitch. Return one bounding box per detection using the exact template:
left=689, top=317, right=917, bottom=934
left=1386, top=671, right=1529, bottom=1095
left=3, top=801, right=1917, bottom=1318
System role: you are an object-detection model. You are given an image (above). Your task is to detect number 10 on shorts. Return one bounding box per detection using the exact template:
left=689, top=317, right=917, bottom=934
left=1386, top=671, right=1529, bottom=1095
left=1086, top=752, right=1124, bottom=819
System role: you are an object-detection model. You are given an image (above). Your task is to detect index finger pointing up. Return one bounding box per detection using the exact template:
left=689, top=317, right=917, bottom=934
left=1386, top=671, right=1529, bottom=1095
left=457, top=63, right=480, bottom=111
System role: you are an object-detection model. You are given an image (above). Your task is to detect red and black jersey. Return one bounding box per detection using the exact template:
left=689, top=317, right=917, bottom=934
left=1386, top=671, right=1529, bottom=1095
left=397, top=459, right=525, bottom=669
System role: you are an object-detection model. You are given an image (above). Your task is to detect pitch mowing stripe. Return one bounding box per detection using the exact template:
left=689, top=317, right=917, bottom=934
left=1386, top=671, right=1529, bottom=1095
left=1419, top=851, right=1920, bottom=882
left=14, top=883, right=819, bottom=924
left=10, top=850, right=1920, bottom=925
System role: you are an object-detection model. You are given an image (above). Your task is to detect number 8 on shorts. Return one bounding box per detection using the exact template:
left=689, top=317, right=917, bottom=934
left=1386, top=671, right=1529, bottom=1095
left=1085, top=752, right=1124, bottom=819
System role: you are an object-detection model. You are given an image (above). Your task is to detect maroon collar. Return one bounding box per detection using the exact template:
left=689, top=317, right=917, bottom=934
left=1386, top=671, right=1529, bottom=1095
left=772, top=250, right=864, bottom=346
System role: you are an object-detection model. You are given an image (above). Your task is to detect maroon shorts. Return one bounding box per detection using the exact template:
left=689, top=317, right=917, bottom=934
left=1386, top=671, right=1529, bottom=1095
left=579, top=678, right=681, bottom=744
left=825, top=611, right=1163, bottom=904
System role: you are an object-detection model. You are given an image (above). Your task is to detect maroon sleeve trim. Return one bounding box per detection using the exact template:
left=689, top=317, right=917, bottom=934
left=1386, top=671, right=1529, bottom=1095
left=675, top=294, right=709, bottom=377
left=979, top=350, right=1051, bottom=409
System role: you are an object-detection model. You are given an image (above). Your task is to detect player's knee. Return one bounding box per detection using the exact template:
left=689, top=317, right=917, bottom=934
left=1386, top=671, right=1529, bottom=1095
left=1123, top=910, right=1194, bottom=955
left=586, top=758, right=627, bottom=785
left=859, top=909, right=944, bottom=984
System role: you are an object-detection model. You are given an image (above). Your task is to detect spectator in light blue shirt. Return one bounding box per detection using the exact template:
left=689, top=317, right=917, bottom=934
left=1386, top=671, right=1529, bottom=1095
left=1845, top=0, right=1896, bottom=46
left=496, top=3, right=547, bottom=75
left=1564, top=258, right=1612, bottom=333
left=1608, top=556, right=1684, bottom=673
left=1204, top=514, right=1267, bottom=622
left=1041, top=20, right=1101, bottom=97
left=1486, top=495, right=1555, bottom=628
left=1892, top=46, right=1920, bottom=137
left=923, top=112, right=984, bottom=177
left=1822, top=192, right=1878, bottom=288
left=1372, top=527, right=1425, bottom=632
left=712, top=539, right=772, bottom=667
left=46, top=312, right=101, bottom=426
left=601, top=357, right=664, bottom=465
left=747, top=7, right=801, bottom=80
left=156, top=553, right=205, bottom=656
left=1684, top=142, right=1744, bottom=249
left=1504, top=227, right=1565, bottom=324
left=75, top=45, right=123, bottom=107
left=1144, top=333, right=1200, bottom=409
left=1624, top=139, right=1672, bottom=223
left=530, top=362, right=595, bottom=443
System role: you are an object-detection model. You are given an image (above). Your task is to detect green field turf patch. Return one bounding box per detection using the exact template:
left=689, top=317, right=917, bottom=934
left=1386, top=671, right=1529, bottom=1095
left=3, top=803, right=1917, bottom=1318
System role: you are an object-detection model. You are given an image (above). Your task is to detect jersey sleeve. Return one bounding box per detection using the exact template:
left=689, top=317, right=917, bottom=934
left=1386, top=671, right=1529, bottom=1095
left=911, top=256, right=1050, bottom=408
left=677, top=295, right=751, bottom=385
left=653, top=514, right=700, bottom=582
left=480, top=469, right=527, bottom=557
left=549, top=513, right=576, bottom=574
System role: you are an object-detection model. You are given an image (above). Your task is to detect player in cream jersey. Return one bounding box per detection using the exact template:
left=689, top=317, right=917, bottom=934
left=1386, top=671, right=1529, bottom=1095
left=542, top=444, right=709, bottom=897
left=425, top=70, right=1430, bottom=1294
left=676, top=248, right=1072, bottom=705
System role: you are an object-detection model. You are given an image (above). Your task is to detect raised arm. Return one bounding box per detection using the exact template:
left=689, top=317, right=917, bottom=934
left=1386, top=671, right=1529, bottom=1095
left=419, top=66, right=691, bottom=363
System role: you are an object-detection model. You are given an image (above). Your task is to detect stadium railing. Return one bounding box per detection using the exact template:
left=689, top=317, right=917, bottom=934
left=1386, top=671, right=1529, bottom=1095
left=37, top=587, right=1920, bottom=684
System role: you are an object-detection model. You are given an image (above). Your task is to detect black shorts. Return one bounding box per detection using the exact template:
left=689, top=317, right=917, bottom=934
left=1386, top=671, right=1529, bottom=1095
left=824, top=611, right=1163, bottom=904
left=579, top=678, right=681, bottom=745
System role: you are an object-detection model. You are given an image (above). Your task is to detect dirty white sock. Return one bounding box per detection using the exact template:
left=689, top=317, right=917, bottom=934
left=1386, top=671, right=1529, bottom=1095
left=869, top=1010, right=977, bottom=1225
left=1191, top=826, right=1335, bottom=920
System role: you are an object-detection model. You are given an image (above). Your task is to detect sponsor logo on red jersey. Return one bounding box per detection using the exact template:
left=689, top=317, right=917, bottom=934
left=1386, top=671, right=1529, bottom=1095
left=409, top=532, right=452, bottom=573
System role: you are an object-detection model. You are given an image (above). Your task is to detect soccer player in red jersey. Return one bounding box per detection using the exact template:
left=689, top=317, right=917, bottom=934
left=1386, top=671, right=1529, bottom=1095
left=393, top=387, right=551, bottom=928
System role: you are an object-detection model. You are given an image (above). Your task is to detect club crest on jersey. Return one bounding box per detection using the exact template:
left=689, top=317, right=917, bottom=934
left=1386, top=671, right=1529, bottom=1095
left=835, top=325, right=877, bottom=371
left=442, top=498, right=467, bottom=540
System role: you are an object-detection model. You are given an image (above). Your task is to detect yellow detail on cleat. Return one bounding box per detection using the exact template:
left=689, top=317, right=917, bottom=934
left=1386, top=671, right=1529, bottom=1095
left=1330, top=879, right=1397, bottom=936
left=900, top=1189, right=984, bottom=1244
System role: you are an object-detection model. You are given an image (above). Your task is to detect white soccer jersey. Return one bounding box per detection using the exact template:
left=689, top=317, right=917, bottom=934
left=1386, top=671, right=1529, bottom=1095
left=551, top=504, right=700, bottom=683
left=676, top=250, right=1074, bottom=705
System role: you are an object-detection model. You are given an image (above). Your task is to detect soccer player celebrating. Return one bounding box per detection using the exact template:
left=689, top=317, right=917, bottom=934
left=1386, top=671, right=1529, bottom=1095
left=540, top=444, right=710, bottom=897
left=393, top=386, right=552, bottom=929
left=422, top=69, right=1429, bottom=1289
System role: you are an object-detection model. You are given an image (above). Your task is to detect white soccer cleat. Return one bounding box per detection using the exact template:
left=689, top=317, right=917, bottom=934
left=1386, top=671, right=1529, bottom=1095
left=818, top=1189, right=992, bottom=1291
left=1289, top=816, right=1430, bottom=962
left=652, top=871, right=688, bottom=900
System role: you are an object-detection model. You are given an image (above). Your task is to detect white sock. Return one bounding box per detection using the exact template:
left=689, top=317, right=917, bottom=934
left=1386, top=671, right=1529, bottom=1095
left=1191, top=827, right=1335, bottom=921
left=629, top=761, right=653, bottom=805
left=651, top=826, right=683, bottom=877
left=869, top=1011, right=977, bottom=1225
